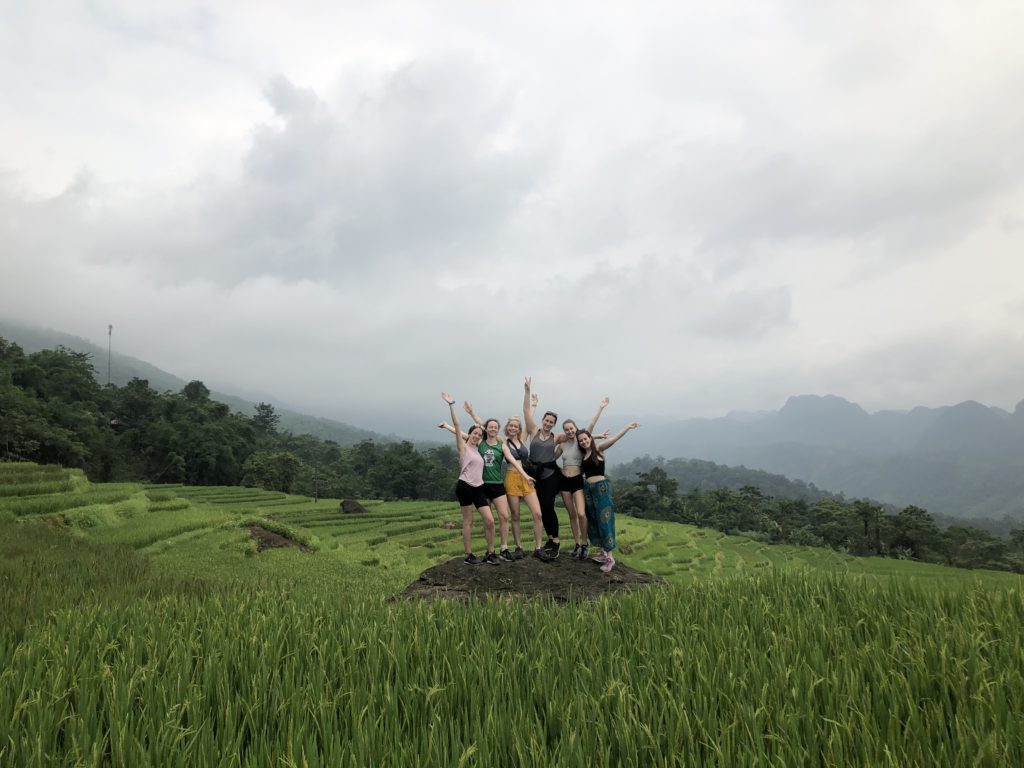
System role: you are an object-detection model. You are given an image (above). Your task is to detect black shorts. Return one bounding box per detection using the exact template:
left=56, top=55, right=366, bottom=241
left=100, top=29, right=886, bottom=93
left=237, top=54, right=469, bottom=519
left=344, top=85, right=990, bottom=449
left=483, top=482, right=507, bottom=501
left=559, top=472, right=584, bottom=493
left=455, top=480, right=488, bottom=509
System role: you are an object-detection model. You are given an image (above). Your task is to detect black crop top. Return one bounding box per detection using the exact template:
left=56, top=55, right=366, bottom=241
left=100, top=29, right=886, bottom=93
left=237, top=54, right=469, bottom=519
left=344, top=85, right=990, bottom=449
left=581, top=453, right=605, bottom=477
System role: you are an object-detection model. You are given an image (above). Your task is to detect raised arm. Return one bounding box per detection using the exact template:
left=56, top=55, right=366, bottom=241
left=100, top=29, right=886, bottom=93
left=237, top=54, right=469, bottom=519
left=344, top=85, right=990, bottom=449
left=437, top=421, right=470, bottom=440
left=597, top=422, right=640, bottom=452
left=441, top=392, right=465, bottom=455
left=523, top=377, right=538, bottom=438
left=586, top=397, right=610, bottom=433
left=463, top=401, right=485, bottom=427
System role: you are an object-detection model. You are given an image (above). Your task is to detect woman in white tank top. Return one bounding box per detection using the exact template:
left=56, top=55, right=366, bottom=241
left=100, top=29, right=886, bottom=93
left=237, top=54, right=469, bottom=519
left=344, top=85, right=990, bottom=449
left=554, top=398, right=609, bottom=561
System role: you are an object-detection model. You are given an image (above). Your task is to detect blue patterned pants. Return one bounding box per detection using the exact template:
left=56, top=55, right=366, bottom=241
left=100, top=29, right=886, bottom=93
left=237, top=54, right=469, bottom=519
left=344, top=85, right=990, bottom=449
left=583, top=478, right=616, bottom=552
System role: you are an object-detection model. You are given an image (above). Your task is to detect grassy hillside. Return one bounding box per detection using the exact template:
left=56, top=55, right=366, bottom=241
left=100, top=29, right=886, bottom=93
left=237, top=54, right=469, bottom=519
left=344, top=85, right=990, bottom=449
left=2, top=462, right=1022, bottom=766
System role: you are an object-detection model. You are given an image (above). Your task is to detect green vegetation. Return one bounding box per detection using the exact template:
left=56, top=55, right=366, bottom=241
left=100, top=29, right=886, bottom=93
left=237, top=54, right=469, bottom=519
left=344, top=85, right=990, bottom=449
left=615, top=467, right=1024, bottom=573
left=2, top=463, right=1023, bottom=765
left=0, top=320, right=389, bottom=447
left=0, top=336, right=456, bottom=496
left=3, top=338, right=1021, bottom=572
left=616, top=454, right=838, bottom=503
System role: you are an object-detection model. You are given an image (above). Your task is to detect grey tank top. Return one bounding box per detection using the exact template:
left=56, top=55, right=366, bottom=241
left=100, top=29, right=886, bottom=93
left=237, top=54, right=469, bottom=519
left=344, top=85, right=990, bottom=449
left=507, top=438, right=529, bottom=463
left=559, top=438, right=583, bottom=468
left=529, top=434, right=558, bottom=479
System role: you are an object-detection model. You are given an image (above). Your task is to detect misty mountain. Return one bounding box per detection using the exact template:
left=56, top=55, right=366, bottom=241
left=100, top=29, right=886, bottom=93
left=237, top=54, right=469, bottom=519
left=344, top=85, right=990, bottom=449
left=0, top=319, right=391, bottom=447
left=629, top=394, right=1024, bottom=521
left=611, top=455, right=841, bottom=505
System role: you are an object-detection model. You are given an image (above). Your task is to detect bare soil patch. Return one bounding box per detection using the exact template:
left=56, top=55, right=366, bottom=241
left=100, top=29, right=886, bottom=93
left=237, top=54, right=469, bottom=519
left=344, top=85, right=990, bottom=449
left=247, top=525, right=312, bottom=553
left=396, top=552, right=663, bottom=602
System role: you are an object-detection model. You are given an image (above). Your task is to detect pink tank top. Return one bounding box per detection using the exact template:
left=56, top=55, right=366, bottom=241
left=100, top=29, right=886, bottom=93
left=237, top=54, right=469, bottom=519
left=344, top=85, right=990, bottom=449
left=459, top=446, right=484, bottom=486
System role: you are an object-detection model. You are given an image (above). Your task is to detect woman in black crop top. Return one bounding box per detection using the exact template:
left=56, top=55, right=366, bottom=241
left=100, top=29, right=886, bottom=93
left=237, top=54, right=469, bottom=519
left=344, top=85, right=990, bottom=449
left=576, top=421, right=640, bottom=573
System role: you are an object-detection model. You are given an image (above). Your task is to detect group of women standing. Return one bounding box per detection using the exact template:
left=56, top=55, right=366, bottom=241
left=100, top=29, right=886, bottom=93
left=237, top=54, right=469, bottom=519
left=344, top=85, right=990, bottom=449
left=439, top=378, right=640, bottom=573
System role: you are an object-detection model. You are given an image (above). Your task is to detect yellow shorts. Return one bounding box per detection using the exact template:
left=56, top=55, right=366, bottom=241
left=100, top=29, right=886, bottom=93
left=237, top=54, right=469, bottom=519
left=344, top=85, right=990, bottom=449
left=504, top=469, right=536, bottom=498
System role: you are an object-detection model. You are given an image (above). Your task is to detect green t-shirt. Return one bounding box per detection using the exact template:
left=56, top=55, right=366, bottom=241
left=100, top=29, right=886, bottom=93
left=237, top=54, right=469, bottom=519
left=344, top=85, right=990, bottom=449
left=479, top=440, right=505, bottom=484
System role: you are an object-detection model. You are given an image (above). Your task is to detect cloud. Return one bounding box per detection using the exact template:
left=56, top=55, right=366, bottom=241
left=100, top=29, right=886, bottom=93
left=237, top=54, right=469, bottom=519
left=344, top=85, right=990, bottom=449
left=93, top=56, right=555, bottom=289
left=2, top=2, right=1024, bottom=442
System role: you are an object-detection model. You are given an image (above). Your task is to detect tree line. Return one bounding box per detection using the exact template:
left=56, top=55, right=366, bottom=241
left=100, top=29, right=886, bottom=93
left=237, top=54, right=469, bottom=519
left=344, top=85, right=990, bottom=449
left=2, top=339, right=1021, bottom=571
left=0, top=339, right=458, bottom=498
left=613, top=466, right=1024, bottom=572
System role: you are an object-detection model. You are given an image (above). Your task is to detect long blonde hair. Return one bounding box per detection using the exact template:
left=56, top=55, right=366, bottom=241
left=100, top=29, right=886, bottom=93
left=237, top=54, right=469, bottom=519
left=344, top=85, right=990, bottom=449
left=504, top=417, right=522, bottom=438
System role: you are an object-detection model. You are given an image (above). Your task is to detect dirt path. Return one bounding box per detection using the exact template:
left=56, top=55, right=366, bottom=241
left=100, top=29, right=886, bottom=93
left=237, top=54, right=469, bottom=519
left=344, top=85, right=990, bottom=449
left=248, top=525, right=313, bottom=553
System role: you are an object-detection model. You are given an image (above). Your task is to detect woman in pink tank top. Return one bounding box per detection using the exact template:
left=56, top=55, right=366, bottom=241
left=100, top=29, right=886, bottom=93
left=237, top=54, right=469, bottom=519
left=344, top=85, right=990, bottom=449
left=441, top=392, right=499, bottom=566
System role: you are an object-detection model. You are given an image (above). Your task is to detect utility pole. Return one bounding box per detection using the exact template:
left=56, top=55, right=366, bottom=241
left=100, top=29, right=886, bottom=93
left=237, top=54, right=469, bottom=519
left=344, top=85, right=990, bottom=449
left=107, top=324, right=112, bottom=385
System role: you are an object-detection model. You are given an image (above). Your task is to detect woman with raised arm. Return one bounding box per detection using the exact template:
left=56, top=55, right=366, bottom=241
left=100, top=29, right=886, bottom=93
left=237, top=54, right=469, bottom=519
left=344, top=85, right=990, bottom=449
left=522, top=377, right=563, bottom=558
left=554, top=397, right=609, bottom=561
left=576, top=421, right=641, bottom=573
left=500, top=414, right=550, bottom=560
left=440, top=392, right=500, bottom=566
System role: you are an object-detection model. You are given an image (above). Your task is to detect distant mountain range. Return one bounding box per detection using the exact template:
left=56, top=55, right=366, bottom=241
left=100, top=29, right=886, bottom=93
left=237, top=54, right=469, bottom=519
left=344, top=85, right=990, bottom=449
left=632, top=394, right=1024, bottom=521
left=0, top=320, right=393, bottom=447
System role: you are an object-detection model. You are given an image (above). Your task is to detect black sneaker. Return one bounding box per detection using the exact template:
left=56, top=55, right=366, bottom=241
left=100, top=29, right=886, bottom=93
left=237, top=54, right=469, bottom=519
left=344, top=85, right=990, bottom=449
left=484, top=551, right=501, bottom=566
left=570, top=544, right=582, bottom=560
left=513, top=546, right=525, bottom=560
left=533, top=547, right=552, bottom=561
left=464, top=553, right=483, bottom=565
left=580, top=545, right=589, bottom=561
left=500, top=548, right=514, bottom=562
left=544, top=540, right=560, bottom=559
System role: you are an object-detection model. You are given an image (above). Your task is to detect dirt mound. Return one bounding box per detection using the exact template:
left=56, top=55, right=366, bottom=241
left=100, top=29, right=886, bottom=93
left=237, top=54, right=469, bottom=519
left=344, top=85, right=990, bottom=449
left=340, top=499, right=368, bottom=514
left=248, top=525, right=312, bottom=553
left=396, top=551, right=663, bottom=602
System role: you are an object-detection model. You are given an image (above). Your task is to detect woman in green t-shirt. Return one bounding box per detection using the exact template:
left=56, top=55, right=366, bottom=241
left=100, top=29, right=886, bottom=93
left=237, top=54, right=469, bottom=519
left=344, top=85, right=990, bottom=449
left=439, top=412, right=535, bottom=561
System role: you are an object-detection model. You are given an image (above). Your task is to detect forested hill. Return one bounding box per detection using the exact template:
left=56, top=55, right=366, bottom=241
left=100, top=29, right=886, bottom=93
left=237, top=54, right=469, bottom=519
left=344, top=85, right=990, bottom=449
left=0, top=320, right=389, bottom=447
left=612, top=456, right=839, bottom=505
left=634, top=394, right=1024, bottom=521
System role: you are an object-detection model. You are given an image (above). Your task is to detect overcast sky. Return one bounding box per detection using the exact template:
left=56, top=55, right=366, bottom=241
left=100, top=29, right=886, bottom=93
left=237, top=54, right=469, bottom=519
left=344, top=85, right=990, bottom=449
left=2, top=1, right=1024, bottom=439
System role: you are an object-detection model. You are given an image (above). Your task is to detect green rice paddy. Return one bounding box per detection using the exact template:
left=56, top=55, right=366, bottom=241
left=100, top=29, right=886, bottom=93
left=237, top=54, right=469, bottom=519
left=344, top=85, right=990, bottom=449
left=1, top=462, right=1022, bottom=766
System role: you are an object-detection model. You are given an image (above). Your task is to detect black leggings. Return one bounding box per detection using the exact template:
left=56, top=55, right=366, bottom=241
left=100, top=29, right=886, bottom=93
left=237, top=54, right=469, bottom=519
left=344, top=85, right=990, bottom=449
left=535, top=472, right=560, bottom=538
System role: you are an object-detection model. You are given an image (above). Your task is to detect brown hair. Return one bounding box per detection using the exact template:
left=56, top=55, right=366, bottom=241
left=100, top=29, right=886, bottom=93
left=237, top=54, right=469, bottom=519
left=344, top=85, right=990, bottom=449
left=576, top=429, right=603, bottom=462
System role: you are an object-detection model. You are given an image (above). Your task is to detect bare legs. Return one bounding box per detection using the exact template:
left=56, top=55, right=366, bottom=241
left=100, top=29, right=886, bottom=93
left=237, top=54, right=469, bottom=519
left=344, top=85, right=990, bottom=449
left=462, top=504, right=496, bottom=554
left=562, top=490, right=582, bottom=545
left=561, top=489, right=589, bottom=546
left=506, top=495, right=522, bottom=549
left=508, top=491, right=544, bottom=550
left=572, top=488, right=587, bottom=543
left=492, top=495, right=511, bottom=551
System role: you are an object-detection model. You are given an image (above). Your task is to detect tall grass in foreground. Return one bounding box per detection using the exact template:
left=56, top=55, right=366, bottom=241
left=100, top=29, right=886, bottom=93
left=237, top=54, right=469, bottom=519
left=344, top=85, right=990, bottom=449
left=2, top=574, right=1021, bottom=767
left=0, top=526, right=212, bottom=662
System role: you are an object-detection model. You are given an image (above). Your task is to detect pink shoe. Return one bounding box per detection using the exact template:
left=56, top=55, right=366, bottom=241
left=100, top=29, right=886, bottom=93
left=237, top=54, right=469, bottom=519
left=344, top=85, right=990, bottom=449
left=600, top=555, right=616, bottom=573
left=591, top=553, right=608, bottom=564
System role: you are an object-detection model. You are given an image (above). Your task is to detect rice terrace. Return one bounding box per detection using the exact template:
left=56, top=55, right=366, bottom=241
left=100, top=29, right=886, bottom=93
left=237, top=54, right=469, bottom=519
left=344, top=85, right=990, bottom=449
left=0, top=461, right=1020, bottom=766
